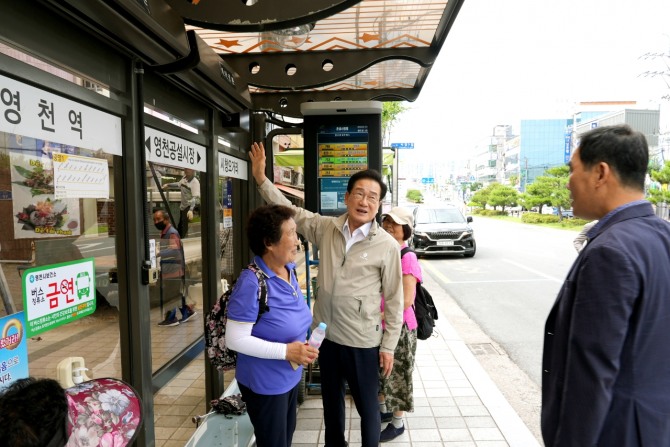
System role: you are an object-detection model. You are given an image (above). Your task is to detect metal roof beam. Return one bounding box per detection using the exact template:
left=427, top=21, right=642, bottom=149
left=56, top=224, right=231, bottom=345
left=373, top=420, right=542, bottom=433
left=222, top=47, right=436, bottom=90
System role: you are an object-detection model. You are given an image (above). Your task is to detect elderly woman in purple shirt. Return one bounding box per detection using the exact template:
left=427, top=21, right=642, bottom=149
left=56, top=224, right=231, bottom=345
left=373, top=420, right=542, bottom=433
left=225, top=204, right=318, bottom=447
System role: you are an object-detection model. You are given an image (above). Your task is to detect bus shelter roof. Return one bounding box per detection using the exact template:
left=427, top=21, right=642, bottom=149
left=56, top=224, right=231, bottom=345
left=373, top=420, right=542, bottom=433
left=165, top=0, right=465, bottom=117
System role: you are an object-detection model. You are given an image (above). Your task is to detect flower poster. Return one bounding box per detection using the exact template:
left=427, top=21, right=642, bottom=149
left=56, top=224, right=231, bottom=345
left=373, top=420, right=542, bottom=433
left=10, top=151, right=81, bottom=239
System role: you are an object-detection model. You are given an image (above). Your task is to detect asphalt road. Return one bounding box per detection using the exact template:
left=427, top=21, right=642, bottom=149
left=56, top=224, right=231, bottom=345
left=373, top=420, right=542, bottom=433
left=416, top=215, right=583, bottom=442
left=420, top=216, right=579, bottom=386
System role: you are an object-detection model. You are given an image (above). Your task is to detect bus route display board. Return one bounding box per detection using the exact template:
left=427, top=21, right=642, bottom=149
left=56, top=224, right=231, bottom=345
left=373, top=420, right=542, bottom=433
left=301, top=101, right=382, bottom=216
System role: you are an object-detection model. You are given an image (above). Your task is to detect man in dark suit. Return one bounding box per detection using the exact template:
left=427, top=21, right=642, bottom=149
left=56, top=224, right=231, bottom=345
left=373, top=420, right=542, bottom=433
left=542, top=124, right=670, bottom=447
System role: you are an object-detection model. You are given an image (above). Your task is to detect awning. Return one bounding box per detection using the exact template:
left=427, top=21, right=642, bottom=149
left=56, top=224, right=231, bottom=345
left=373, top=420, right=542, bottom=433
left=275, top=183, right=305, bottom=200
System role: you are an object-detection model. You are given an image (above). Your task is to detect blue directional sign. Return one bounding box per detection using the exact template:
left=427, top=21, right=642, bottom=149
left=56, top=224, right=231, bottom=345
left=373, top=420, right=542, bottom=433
left=421, top=177, right=435, bottom=184
left=391, top=142, right=414, bottom=149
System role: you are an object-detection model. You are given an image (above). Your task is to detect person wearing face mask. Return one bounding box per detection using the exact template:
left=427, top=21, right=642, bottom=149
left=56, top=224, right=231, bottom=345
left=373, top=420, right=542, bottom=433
left=153, top=208, right=196, bottom=326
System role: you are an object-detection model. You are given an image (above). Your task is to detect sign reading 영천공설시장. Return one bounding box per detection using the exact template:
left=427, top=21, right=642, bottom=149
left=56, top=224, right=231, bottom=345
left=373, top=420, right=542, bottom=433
left=22, top=258, right=96, bottom=337
left=0, top=312, right=29, bottom=391
left=144, top=126, right=207, bottom=172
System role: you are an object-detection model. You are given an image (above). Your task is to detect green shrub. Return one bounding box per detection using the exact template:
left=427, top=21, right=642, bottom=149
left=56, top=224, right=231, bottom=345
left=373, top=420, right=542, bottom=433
left=521, top=213, right=560, bottom=224
left=477, top=209, right=507, bottom=217
left=406, top=189, right=423, bottom=203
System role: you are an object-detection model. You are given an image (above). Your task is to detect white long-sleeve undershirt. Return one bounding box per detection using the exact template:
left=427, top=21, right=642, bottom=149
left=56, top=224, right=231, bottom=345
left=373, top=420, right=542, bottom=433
left=225, top=319, right=287, bottom=360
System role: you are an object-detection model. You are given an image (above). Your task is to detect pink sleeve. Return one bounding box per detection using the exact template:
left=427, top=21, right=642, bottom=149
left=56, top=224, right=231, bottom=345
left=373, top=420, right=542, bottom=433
left=401, top=250, right=422, bottom=283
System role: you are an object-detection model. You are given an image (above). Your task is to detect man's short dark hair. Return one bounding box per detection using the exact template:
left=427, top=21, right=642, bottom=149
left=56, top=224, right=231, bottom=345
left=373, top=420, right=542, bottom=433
left=347, top=169, right=387, bottom=199
left=247, top=204, right=296, bottom=256
left=577, top=124, right=648, bottom=190
left=0, top=377, right=68, bottom=446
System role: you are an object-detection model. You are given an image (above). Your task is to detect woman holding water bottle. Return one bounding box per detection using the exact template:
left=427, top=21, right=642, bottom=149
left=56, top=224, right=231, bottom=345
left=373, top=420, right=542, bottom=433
left=225, top=205, right=319, bottom=447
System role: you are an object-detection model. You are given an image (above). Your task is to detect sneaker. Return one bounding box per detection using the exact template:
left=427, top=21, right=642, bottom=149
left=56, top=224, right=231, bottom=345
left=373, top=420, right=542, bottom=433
left=158, top=308, right=179, bottom=327
left=380, top=411, right=393, bottom=423
left=179, top=305, right=197, bottom=323
left=380, top=423, right=404, bottom=442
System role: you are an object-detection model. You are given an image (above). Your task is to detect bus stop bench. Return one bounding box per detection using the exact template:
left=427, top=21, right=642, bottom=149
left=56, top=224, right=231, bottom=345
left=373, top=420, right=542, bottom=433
left=185, top=379, right=255, bottom=447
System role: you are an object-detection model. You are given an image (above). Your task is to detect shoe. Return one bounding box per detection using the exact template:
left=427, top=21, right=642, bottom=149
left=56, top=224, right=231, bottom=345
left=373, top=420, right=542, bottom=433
left=380, top=411, right=393, bottom=423
left=380, top=423, right=404, bottom=442
left=179, top=305, right=197, bottom=323
left=158, top=308, right=179, bottom=327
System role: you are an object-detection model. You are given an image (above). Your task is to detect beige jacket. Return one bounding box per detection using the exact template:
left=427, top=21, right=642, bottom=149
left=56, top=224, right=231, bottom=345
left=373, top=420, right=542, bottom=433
left=258, top=179, right=403, bottom=353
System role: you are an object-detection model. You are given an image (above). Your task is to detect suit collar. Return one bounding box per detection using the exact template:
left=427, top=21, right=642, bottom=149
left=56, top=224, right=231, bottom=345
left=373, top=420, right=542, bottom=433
left=589, top=201, right=653, bottom=243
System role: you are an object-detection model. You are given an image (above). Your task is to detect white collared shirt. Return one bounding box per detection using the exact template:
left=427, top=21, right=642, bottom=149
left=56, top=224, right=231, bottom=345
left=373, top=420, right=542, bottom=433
left=342, top=219, right=372, bottom=253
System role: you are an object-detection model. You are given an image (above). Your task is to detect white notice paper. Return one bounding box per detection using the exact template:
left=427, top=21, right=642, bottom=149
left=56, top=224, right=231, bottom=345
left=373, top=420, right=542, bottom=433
left=52, top=153, right=110, bottom=199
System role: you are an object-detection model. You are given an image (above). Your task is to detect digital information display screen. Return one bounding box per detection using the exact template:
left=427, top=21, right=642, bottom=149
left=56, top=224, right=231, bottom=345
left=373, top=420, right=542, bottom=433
left=317, top=124, right=369, bottom=214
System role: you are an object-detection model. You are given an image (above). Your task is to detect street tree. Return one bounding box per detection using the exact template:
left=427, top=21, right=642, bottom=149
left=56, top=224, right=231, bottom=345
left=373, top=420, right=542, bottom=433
left=469, top=184, right=492, bottom=209
left=488, top=184, right=519, bottom=211
left=649, top=160, right=670, bottom=204
left=382, top=101, right=408, bottom=147
left=524, top=166, right=571, bottom=218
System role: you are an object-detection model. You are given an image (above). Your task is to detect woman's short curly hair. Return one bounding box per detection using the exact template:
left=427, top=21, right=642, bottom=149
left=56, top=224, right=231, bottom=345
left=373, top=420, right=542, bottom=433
left=247, top=205, right=296, bottom=256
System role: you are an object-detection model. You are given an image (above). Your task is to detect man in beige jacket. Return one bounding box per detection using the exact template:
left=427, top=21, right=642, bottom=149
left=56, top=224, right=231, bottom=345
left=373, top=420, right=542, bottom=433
left=250, top=142, right=403, bottom=447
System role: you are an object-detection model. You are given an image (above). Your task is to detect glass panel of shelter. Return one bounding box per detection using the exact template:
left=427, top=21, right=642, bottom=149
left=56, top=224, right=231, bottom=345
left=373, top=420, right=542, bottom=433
left=0, top=130, right=122, bottom=381
left=147, top=161, right=204, bottom=372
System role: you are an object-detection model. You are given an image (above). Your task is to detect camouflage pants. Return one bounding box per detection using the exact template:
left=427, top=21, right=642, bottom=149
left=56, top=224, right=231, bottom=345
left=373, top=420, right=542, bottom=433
left=380, top=324, right=417, bottom=413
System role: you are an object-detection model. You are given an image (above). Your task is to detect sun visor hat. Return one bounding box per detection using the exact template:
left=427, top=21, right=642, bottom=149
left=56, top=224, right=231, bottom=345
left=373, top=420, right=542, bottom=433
left=382, top=207, right=414, bottom=227
left=65, top=378, right=143, bottom=446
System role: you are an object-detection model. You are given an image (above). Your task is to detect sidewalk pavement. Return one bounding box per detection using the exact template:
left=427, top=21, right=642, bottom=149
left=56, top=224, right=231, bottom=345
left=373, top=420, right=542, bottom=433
left=291, top=264, right=542, bottom=447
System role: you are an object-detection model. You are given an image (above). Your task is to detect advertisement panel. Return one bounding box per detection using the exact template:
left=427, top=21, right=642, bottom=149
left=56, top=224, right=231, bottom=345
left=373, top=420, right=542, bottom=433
left=22, top=258, right=96, bottom=337
left=0, top=312, right=29, bottom=391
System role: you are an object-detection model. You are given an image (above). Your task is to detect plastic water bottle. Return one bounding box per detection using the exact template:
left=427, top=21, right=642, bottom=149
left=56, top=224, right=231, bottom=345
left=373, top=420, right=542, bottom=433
left=308, top=322, right=327, bottom=348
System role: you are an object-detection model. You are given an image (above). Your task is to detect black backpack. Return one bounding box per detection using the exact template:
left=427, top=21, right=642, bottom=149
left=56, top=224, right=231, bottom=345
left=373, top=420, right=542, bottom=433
left=205, top=263, right=268, bottom=371
left=401, top=247, right=438, bottom=340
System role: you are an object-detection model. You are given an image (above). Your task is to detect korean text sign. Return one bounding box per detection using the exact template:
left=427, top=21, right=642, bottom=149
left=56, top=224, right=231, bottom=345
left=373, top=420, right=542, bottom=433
left=22, top=258, right=96, bottom=337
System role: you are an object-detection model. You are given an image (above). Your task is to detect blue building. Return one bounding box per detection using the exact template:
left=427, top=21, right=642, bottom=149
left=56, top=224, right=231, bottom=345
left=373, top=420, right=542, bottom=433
left=519, top=112, right=610, bottom=191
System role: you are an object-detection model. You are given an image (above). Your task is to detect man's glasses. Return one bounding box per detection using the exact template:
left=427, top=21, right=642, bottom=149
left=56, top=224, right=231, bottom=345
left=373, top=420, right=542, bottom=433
left=350, top=190, right=380, bottom=205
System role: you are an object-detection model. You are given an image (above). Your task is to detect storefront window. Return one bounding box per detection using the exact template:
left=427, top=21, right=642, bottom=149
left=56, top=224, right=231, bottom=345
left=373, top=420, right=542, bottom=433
left=0, top=132, right=121, bottom=382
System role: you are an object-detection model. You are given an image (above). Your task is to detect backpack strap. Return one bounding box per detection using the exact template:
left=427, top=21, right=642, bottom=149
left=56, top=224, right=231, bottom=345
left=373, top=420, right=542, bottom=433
left=400, top=246, right=413, bottom=258
left=247, top=263, right=269, bottom=319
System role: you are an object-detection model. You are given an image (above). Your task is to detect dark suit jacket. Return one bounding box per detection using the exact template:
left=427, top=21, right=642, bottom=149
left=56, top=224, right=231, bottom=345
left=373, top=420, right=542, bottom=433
left=542, top=202, right=670, bottom=447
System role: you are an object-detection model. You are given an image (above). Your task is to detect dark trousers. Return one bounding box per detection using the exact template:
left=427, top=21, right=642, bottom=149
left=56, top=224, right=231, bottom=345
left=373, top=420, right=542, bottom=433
left=177, top=208, right=189, bottom=238
left=239, top=382, right=299, bottom=447
left=319, top=339, right=381, bottom=447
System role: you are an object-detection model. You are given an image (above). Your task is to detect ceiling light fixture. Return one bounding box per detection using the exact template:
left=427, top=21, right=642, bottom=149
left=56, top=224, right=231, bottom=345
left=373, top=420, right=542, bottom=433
left=270, top=23, right=315, bottom=50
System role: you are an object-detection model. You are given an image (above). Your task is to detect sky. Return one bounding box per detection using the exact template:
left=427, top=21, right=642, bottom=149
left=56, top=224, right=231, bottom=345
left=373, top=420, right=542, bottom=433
left=390, top=0, right=670, bottom=164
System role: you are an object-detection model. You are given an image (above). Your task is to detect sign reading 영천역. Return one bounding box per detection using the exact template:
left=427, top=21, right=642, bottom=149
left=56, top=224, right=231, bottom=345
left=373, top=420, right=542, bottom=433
left=144, top=126, right=206, bottom=172
left=0, top=74, right=122, bottom=156
left=0, top=312, right=29, bottom=391
left=22, top=258, right=96, bottom=337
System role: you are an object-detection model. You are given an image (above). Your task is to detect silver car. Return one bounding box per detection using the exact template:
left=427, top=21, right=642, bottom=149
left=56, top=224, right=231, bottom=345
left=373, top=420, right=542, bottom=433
left=411, top=205, right=476, bottom=257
